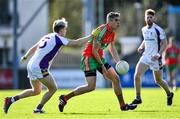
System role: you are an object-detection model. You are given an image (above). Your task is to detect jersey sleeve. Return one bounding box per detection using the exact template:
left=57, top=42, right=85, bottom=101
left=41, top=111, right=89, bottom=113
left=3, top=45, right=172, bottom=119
left=160, top=30, right=166, bottom=40
left=159, top=28, right=167, bottom=40
left=60, top=36, right=69, bottom=45
left=92, top=26, right=107, bottom=43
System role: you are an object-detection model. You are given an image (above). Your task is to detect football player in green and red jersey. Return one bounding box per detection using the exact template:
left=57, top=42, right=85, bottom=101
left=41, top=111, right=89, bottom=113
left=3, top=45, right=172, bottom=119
left=165, top=36, right=180, bottom=91
left=58, top=12, right=137, bottom=112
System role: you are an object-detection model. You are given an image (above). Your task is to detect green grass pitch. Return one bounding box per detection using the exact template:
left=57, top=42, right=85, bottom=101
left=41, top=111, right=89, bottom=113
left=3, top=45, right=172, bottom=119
left=0, top=88, right=180, bottom=119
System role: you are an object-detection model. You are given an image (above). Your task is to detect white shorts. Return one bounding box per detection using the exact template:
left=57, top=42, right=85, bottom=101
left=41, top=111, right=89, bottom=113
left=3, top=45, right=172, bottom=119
left=27, top=62, right=49, bottom=80
left=139, top=55, right=162, bottom=71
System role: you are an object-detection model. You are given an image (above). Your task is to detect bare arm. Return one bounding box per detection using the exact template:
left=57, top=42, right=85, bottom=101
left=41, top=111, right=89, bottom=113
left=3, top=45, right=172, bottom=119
left=67, top=35, right=91, bottom=46
left=108, top=42, right=120, bottom=64
left=137, top=40, right=145, bottom=53
left=159, top=39, right=167, bottom=55
left=20, top=43, right=38, bottom=63
left=92, top=37, right=108, bottom=76
left=151, top=39, right=167, bottom=61
left=92, top=38, right=104, bottom=65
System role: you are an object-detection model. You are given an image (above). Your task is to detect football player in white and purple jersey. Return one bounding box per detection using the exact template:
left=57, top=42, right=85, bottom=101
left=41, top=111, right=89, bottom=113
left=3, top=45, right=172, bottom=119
left=131, top=9, right=174, bottom=106
left=3, top=18, right=91, bottom=114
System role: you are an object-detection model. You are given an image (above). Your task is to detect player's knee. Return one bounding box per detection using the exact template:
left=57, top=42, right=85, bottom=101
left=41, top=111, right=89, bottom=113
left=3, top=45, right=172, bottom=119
left=107, top=73, right=119, bottom=81
left=114, top=75, right=119, bottom=81
left=155, top=78, right=162, bottom=84
left=134, top=73, right=141, bottom=80
left=33, top=89, right=41, bottom=95
left=49, top=86, right=58, bottom=93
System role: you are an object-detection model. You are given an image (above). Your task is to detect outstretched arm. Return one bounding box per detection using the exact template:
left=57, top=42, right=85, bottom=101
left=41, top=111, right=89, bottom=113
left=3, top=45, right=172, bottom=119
left=20, top=42, right=39, bottom=63
left=67, top=35, right=91, bottom=46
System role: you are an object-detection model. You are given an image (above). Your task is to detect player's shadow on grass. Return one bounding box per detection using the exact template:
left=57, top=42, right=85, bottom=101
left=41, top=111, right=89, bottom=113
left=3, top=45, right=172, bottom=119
left=135, top=110, right=180, bottom=112
left=63, top=112, right=109, bottom=115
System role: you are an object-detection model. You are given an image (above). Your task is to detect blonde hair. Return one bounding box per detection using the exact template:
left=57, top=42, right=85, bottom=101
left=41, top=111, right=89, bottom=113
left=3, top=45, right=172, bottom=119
left=145, top=9, right=155, bottom=16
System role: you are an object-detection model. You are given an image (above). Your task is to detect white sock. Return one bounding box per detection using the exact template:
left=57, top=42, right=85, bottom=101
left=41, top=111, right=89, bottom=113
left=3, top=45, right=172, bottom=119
left=11, top=97, right=15, bottom=103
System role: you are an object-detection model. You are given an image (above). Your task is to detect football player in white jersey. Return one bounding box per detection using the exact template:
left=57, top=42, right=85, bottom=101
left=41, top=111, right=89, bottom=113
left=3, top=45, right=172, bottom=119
left=4, top=18, right=91, bottom=114
left=131, top=9, right=174, bottom=106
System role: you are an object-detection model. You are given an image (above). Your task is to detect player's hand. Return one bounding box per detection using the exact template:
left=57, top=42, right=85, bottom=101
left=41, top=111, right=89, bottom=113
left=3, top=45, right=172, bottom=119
left=20, top=56, right=27, bottom=64
left=137, top=47, right=144, bottom=54
left=151, top=53, right=161, bottom=61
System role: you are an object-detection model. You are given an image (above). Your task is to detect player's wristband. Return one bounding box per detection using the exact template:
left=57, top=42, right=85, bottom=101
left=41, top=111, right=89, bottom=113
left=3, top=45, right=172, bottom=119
left=100, top=63, right=104, bottom=67
left=23, top=56, right=27, bottom=60
left=157, top=53, right=162, bottom=59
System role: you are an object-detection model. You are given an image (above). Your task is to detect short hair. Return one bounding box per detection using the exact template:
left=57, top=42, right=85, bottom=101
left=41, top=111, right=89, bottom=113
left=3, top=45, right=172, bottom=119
left=106, top=12, right=120, bottom=22
left=53, top=18, right=68, bottom=33
left=145, top=9, right=155, bottom=16
left=169, top=36, right=175, bottom=41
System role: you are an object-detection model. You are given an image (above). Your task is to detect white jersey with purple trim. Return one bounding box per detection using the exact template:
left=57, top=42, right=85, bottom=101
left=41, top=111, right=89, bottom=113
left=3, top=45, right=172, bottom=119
left=27, top=33, right=69, bottom=80
left=142, top=23, right=166, bottom=57
left=29, top=33, right=69, bottom=69
left=139, top=23, right=166, bottom=71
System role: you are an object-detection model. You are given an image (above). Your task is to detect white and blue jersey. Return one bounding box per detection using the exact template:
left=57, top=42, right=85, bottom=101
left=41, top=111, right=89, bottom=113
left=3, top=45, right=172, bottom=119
left=142, top=23, right=166, bottom=57
left=27, top=33, right=69, bottom=80
left=140, top=23, right=166, bottom=71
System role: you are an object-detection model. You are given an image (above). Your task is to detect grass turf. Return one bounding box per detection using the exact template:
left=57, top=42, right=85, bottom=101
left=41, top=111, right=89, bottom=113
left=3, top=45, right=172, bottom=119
left=0, top=88, right=180, bottom=119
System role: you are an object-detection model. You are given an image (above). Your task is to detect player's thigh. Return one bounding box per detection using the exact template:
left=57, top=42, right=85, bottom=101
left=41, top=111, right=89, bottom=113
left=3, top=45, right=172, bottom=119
left=153, top=70, right=162, bottom=81
left=97, top=63, right=117, bottom=80
left=135, top=61, right=148, bottom=76
left=106, top=67, right=119, bottom=80
left=39, top=75, right=57, bottom=90
left=30, top=80, right=42, bottom=92
left=85, top=76, right=96, bottom=88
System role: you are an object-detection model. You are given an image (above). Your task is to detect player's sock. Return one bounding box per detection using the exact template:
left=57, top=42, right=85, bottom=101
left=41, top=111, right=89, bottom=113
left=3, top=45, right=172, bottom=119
left=120, top=103, right=126, bottom=108
left=64, top=95, right=68, bottom=101
left=65, top=92, right=75, bottom=101
left=136, top=93, right=141, bottom=100
left=167, top=92, right=172, bottom=97
left=11, top=96, right=19, bottom=103
left=36, top=104, right=43, bottom=110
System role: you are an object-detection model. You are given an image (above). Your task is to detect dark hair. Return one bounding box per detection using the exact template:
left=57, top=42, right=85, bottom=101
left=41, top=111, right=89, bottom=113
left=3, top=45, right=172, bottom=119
left=53, top=25, right=65, bottom=33
left=106, top=12, right=120, bottom=22
left=53, top=18, right=68, bottom=33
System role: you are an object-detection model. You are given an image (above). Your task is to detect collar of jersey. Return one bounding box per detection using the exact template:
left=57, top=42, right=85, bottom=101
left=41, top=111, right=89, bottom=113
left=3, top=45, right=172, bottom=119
left=146, top=23, right=155, bottom=29
left=106, top=23, right=112, bottom=32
